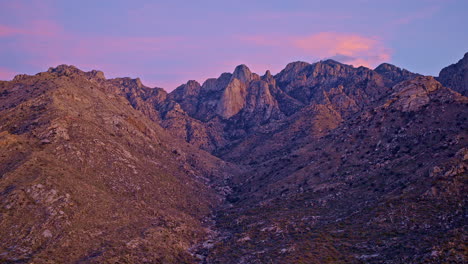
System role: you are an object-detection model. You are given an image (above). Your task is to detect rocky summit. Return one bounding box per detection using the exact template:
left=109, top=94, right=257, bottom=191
left=0, top=53, right=467, bottom=264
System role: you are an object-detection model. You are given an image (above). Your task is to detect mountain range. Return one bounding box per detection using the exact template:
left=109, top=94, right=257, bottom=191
left=0, top=52, right=467, bottom=263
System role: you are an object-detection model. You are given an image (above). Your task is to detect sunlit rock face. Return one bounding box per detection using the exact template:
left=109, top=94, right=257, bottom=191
left=385, top=76, right=442, bottom=112
left=216, top=77, right=247, bottom=119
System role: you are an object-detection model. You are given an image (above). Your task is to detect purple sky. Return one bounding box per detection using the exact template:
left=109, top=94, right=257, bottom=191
left=1, top=0, right=467, bottom=91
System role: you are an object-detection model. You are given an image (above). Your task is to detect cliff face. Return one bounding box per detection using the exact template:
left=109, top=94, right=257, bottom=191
left=1, top=54, right=467, bottom=263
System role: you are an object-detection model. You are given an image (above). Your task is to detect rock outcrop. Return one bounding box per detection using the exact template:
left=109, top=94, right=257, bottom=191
left=385, top=76, right=442, bottom=112
left=217, top=77, right=247, bottom=119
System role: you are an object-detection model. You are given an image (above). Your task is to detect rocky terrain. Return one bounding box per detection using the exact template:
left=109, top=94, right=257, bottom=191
left=0, top=66, right=238, bottom=263
left=0, top=53, right=467, bottom=263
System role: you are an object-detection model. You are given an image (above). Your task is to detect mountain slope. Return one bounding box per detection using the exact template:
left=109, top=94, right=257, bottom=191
left=203, top=76, right=468, bottom=263
left=0, top=66, right=238, bottom=263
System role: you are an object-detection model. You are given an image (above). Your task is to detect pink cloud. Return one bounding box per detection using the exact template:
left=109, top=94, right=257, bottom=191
left=28, top=20, right=62, bottom=37
left=72, top=36, right=183, bottom=57
left=239, top=32, right=391, bottom=68
left=295, top=33, right=375, bottom=55
left=0, top=19, right=61, bottom=38
left=0, top=25, right=25, bottom=37
left=293, top=32, right=391, bottom=67
left=3, top=16, right=183, bottom=80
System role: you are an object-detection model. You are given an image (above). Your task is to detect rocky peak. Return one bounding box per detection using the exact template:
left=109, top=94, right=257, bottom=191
left=375, top=63, right=419, bottom=84
left=112, top=77, right=145, bottom=89
left=135, top=78, right=143, bottom=88
left=88, top=70, right=106, bottom=80
left=276, top=61, right=310, bottom=83
left=47, top=64, right=83, bottom=77
left=275, top=58, right=389, bottom=107
left=186, top=80, right=201, bottom=89
left=201, top=73, right=232, bottom=92
left=438, top=52, right=468, bottom=95
left=261, top=70, right=276, bottom=86
left=375, top=63, right=399, bottom=72
left=200, top=78, right=217, bottom=91
left=309, top=60, right=351, bottom=77
left=165, top=80, right=202, bottom=117
left=284, top=61, right=310, bottom=72
left=232, top=64, right=253, bottom=84
left=12, top=74, right=30, bottom=82
left=171, top=80, right=201, bottom=100
left=321, top=59, right=343, bottom=66
left=462, top=52, right=468, bottom=62
left=277, top=60, right=352, bottom=89
left=47, top=65, right=108, bottom=82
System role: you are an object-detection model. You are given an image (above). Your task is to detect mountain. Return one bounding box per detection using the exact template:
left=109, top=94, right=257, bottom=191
left=153, top=60, right=422, bottom=165
left=0, top=65, right=239, bottom=263
left=0, top=54, right=467, bottom=263
left=147, top=60, right=420, bottom=159
left=374, top=63, right=421, bottom=84
left=205, top=76, right=467, bottom=263
left=438, top=52, right=468, bottom=96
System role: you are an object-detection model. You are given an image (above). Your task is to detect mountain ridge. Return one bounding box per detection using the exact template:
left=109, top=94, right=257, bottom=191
left=1, top=54, right=467, bottom=263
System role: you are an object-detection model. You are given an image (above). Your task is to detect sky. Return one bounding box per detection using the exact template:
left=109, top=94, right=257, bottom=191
left=0, top=0, right=467, bottom=91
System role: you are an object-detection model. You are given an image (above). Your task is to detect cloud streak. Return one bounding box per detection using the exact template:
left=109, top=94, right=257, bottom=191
left=293, top=32, right=391, bottom=67
left=0, top=17, right=185, bottom=88
left=0, top=67, right=17, bottom=81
